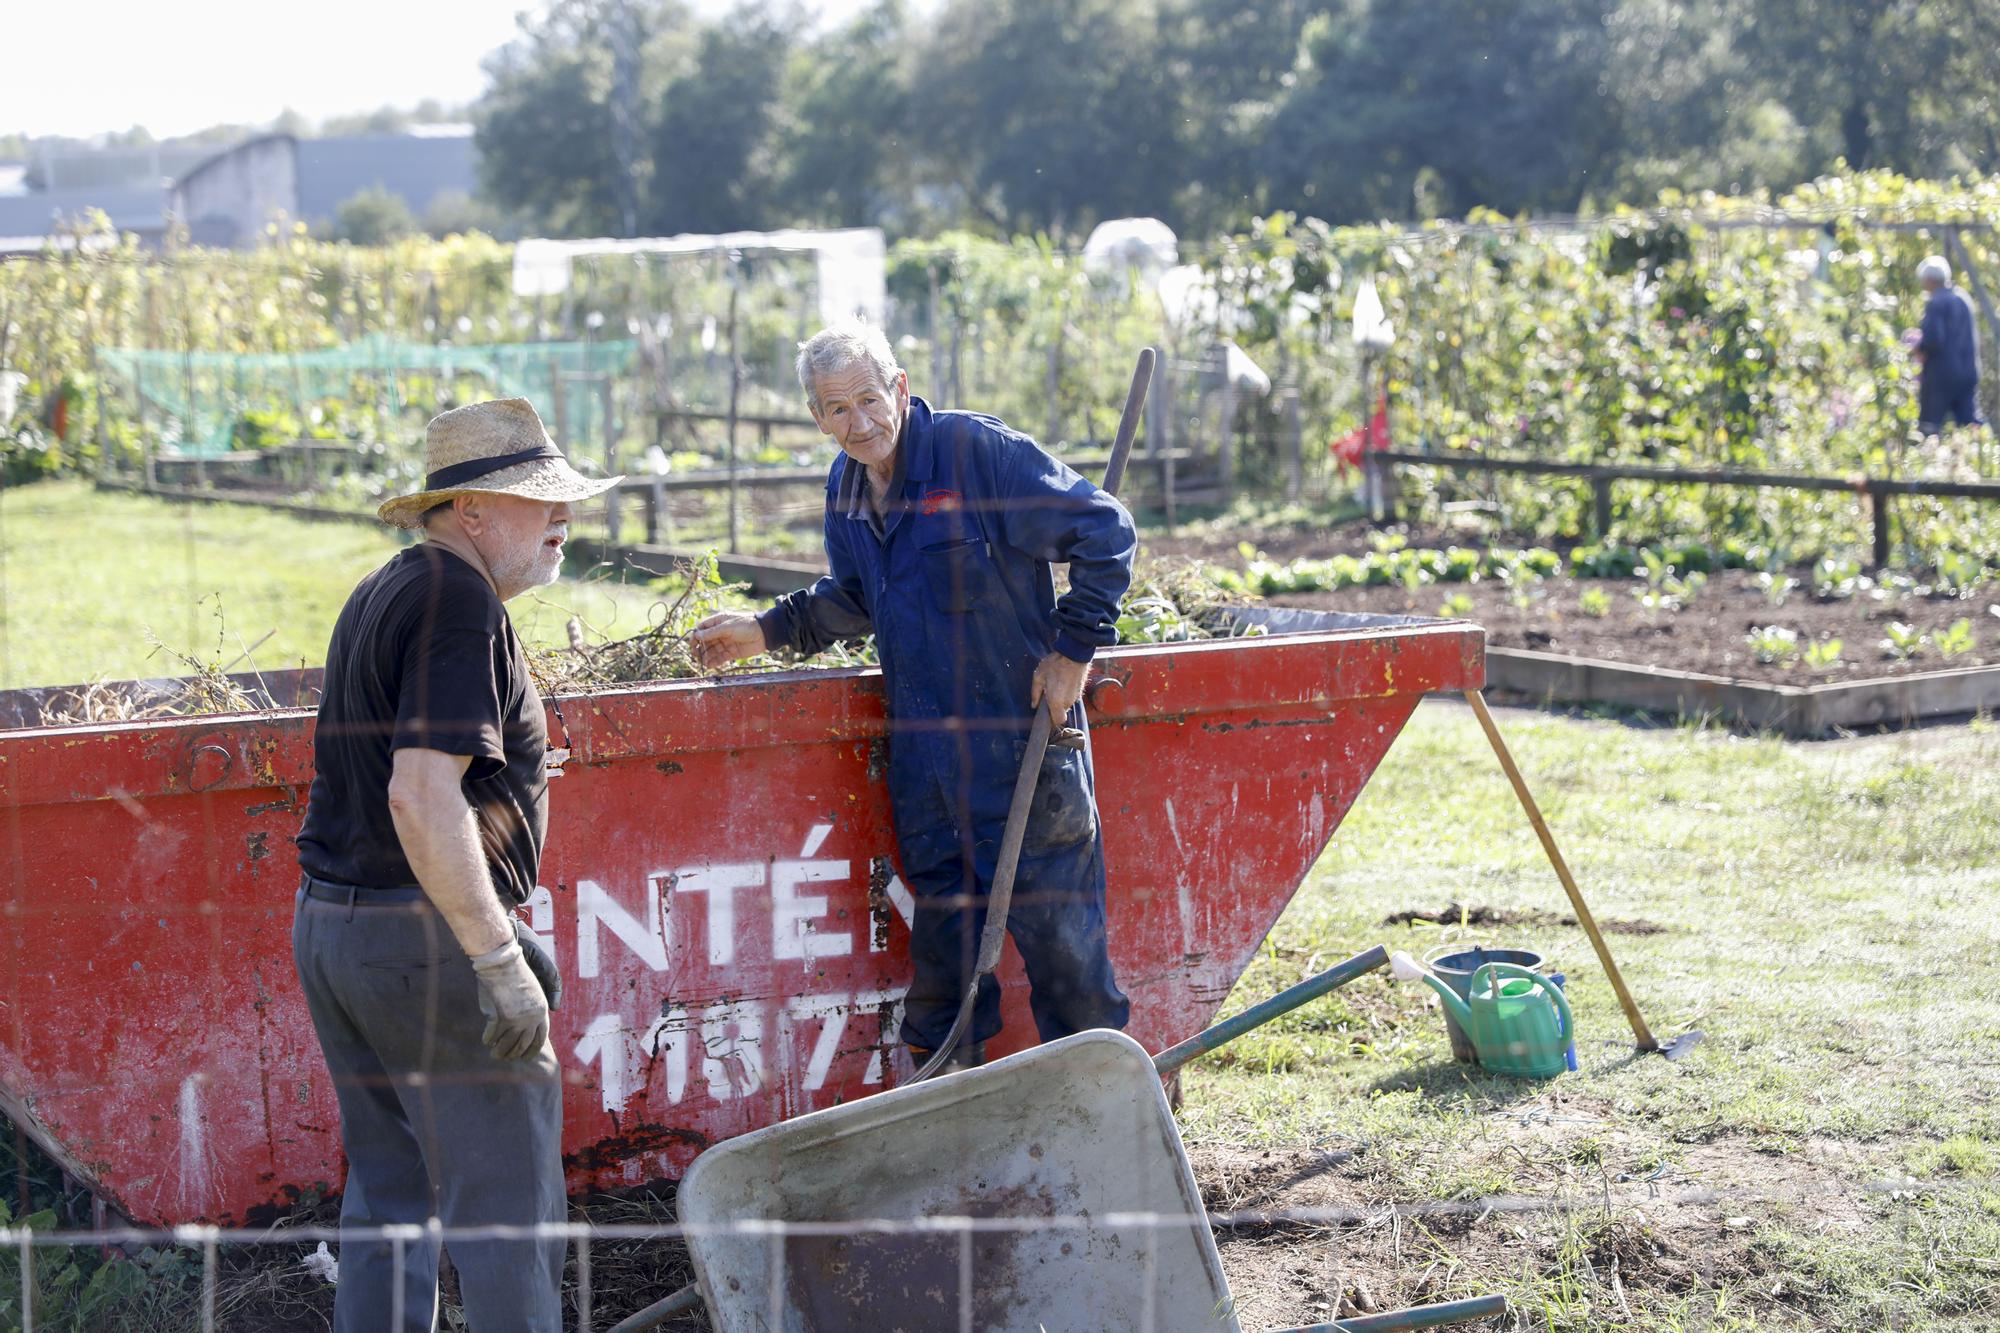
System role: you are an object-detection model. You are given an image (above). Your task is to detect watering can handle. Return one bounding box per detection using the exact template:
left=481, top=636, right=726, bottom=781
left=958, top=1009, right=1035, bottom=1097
left=1471, top=962, right=1571, bottom=1046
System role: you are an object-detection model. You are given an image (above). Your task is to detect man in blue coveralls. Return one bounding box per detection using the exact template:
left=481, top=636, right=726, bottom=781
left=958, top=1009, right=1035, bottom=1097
left=1912, top=254, right=1984, bottom=438
left=691, top=321, right=1135, bottom=1072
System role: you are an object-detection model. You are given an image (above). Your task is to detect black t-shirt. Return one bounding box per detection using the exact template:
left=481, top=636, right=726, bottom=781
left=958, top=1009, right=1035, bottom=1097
left=296, top=544, right=548, bottom=907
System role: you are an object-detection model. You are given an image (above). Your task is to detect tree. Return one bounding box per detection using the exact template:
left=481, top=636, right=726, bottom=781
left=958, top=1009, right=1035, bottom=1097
left=1593, top=0, right=1811, bottom=202
left=422, top=190, right=510, bottom=239
left=1738, top=0, right=1996, bottom=178
left=1263, top=0, right=1623, bottom=221
left=911, top=0, right=1190, bottom=235
left=770, top=0, right=917, bottom=229
left=476, top=0, right=692, bottom=236
left=1164, top=0, right=1340, bottom=230
left=646, top=5, right=797, bottom=234
left=332, top=187, right=418, bottom=245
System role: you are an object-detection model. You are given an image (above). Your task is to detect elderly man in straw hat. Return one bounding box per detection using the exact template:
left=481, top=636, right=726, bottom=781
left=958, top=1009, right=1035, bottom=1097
left=294, top=398, right=618, bottom=1332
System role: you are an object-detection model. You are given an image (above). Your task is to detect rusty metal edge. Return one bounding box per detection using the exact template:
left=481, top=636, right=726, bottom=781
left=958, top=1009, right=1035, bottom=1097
left=0, top=625, right=1486, bottom=807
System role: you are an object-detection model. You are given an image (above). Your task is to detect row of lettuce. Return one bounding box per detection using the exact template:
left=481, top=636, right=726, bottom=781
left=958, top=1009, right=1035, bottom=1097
left=1207, top=538, right=1996, bottom=601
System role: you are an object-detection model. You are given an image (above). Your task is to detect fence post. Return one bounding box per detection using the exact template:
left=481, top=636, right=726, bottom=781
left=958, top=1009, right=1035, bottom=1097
left=725, top=278, right=742, bottom=554
left=549, top=360, right=568, bottom=456
left=1150, top=353, right=1177, bottom=536
left=1284, top=384, right=1303, bottom=503
left=1871, top=488, right=1891, bottom=569
left=1045, top=338, right=1062, bottom=447
left=600, top=375, right=621, bottom=547
left=1592, top=474, right=1613, bottom=538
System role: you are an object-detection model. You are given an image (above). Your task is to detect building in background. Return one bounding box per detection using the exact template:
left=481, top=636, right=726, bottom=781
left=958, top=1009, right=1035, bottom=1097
left=173, top=127, right=478, bottom=246
left=0, top=128, right=479, bottom=254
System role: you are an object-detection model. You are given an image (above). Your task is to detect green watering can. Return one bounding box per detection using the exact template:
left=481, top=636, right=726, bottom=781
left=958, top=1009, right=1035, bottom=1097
left=1422, top=961, right=1573, bottom=1079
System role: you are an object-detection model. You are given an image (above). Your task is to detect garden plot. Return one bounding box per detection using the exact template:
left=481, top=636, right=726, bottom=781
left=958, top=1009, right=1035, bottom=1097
left=1140, top=515, right=2000, bottom=693
left=1273, top=567, right=2000, bottom=685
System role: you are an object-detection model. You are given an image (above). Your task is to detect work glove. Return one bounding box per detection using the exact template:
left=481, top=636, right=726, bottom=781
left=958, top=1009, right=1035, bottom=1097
left=469, top=937, right=550, bottom=1060
left=512, top=916, right=562, bottom=1011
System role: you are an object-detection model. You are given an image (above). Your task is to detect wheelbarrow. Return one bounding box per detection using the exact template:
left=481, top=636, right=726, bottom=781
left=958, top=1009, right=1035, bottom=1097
left=609, top=945, right=1507, bottom=1333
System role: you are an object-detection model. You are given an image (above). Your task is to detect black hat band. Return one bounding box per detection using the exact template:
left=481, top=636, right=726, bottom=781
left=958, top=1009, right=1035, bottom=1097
left=425, top=442, right=565, bottom=491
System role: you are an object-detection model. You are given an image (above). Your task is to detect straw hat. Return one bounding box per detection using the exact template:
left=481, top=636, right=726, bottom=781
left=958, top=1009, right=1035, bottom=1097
left=377, top=397, right=622, bottom=528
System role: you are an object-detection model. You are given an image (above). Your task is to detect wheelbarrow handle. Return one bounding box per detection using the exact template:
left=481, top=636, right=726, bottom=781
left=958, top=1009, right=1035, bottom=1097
left=1274, top=1293, right=1510, bottom=1331
left=1152, top=945, right=1389, bottom=1077
left=605, top=1281, right=702, bottom=1333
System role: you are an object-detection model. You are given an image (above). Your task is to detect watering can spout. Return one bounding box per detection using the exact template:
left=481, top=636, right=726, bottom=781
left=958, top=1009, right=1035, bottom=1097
left=1420, top=973, right=1473, bottom=1029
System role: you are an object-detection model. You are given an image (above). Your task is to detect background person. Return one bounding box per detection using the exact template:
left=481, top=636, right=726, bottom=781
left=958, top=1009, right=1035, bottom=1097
left=690, top=322, right=1136, bottom=1072
left=293, top=398, right=617, bottom=1332
left=1912, top=254, right=1984, bottom=439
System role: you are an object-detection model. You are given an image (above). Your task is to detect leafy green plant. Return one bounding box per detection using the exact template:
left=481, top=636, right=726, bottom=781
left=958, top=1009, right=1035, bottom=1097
left=1881, top=622, right=1929, bottom=660
left=1568, top=543, right=1637, bottom=579
left=1116, top=594, right=1201, bottom=643
left=1747, top=625, right=1801, bottom=665
left=1578, top=587, right=1612, bottom=617
left=1934, top=551, right=1987, bottom=598
left=1756, top=572, right=1798, bottom=607
left=1438, top=592, right=1475, bottom=617
left=0, top=1196, right=155, bottom=1331
left=1666, top=569, right=1708, bottom=607
left=1803, top=638, right=1844, bottom=670
left=1496, top=562, right=1546, bottom=611
left=1814, top=556, right=1870, bottom=601
left=1635, top=551, right=1706, bottom=612
left=1935, top=618, right=1975, bottom=658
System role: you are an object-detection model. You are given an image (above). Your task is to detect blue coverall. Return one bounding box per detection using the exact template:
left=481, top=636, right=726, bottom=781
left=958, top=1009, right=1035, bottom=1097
left=1919, top=285, right=1984, bottom=431
left=759, top=396, right=1136, bottom=1051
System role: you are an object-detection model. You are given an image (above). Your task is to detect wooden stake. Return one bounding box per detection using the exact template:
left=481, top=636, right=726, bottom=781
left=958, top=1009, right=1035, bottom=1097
left=1465, top=689, right=1658, bottom=1050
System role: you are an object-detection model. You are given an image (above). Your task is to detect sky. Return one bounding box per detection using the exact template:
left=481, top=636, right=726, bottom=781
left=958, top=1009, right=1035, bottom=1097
left=2, top=0, right=876, bottom=142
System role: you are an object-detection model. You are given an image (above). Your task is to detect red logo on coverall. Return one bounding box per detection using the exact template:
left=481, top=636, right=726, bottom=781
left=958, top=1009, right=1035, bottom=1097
left=921, top=489, right=963, bottom=515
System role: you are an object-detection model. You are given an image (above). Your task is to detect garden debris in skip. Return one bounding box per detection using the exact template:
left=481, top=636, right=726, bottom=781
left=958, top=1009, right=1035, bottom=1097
left=22, top=555, right=1259, bottom=721
left=530, top=554, right=1258, bottom=693
left=1117, top=559, right=1261, bottom=643
left=526, top=551, right=744, bottom=694
left=38, top=605, right=277, bottom=725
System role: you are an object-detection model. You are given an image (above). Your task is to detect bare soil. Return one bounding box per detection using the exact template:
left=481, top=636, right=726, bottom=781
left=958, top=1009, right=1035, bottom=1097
left=1269, top=571, right=2000, bottom=685
left=1194, top=1110, right=1887, bottom=1330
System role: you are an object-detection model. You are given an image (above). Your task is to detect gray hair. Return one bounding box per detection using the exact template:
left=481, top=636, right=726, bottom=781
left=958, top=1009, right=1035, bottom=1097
left=1918, top=255, right=1952, bottom=285
left=796, top=321, right=902, bottom=411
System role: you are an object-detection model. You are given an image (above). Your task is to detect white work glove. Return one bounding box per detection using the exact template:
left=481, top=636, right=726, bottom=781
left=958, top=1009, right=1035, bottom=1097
left=469, top=938, right=550, bottom=1060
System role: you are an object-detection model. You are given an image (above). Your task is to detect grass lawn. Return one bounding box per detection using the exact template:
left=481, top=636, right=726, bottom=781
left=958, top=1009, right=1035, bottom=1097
left=1187, top=700, right=2000, bottom=1330
left=0, top=480, right=695, bottom=691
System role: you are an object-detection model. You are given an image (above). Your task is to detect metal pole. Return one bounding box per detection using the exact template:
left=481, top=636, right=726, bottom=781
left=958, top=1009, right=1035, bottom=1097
left=725, top=271, right=742, bottom=554
left=1285, top=384, right=1303, bottom=503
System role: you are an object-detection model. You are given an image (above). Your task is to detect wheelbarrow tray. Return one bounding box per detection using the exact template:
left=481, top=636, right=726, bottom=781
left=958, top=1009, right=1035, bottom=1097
left=679, top=1029, right=1237, bottom=1333
left=0, top=613, right=1483, bottom=1224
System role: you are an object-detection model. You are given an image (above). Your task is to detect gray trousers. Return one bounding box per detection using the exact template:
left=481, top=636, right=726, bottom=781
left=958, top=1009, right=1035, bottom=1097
left=293, top=884, right=566, bottom=1333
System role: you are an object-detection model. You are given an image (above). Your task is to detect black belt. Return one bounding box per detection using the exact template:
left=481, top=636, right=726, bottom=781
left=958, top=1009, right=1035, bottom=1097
left=301, top=874, right=426, bottom=905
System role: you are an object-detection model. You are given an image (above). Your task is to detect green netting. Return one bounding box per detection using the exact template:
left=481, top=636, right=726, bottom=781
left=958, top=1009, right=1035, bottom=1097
left=99, top=334, right=636, bottom=456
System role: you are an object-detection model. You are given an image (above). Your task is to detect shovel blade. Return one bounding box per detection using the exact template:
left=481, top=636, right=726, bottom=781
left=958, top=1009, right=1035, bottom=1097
left=1654, top=1030, right=1705, bottom=1061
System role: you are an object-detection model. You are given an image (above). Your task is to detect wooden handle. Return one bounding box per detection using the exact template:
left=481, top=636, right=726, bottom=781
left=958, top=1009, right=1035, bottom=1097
left=1465, top=689, right=1657, bottom=1050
